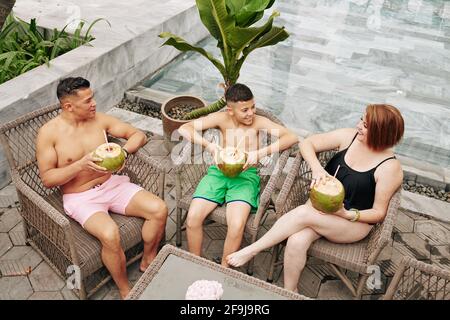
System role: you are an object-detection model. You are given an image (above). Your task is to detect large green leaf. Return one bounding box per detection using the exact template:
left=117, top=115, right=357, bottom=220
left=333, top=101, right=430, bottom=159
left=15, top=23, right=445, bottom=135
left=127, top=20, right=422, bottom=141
left=226, top=0, right=275, bottom=27
left=196, top=0, right=234, bottom=42
left=159, top=32, right=226, bottom=79
left=227, top=11, right=279, bottom=55
left=242, top=26, right=289, bottom=56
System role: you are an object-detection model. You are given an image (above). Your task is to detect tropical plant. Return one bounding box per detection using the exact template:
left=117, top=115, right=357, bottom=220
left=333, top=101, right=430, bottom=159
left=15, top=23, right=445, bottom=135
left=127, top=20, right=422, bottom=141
left=0, top=13, right=110, bottom=85
left=159, top=0, right=289, bottom=120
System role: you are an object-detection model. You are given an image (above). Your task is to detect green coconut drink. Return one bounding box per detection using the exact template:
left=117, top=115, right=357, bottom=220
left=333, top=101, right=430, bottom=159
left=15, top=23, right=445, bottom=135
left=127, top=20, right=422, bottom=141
left=93, top=143, right=126, bottom=173
left=217, top=147, right=246, bottom=178
left=310, top=176, right=345, bottom=213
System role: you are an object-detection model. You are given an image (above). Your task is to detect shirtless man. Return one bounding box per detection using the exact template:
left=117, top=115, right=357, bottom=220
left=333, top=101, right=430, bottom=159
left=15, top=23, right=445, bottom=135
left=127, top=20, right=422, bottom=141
left=178, top=83, right=298, bottom=267
left=36, top=77, right=168, bottom=299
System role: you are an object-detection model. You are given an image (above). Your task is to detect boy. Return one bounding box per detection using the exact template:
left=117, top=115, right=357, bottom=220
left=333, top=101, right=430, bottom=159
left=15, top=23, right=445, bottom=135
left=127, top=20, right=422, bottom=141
left=178, top=83, right=298, bottom=267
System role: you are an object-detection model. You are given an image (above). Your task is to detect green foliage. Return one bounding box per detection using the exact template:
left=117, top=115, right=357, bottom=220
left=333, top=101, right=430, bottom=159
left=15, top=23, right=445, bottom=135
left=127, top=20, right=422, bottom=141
left=159, top=0, right=288, bottom=119
left=0, top=13, right=110, bottom=85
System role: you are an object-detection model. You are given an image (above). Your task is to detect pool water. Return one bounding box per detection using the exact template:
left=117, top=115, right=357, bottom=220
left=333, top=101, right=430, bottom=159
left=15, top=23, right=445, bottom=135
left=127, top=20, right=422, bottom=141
left=143, top=0, right=450, bottom=168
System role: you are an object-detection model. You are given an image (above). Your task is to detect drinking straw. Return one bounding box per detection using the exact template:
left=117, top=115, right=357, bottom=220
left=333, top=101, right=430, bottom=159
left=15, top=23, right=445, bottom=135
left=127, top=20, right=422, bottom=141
left=233, top=135, right=245, bottom=157
left=333, top=164, right=341, bottom=178
left=103, top=130, right=110, bottom=150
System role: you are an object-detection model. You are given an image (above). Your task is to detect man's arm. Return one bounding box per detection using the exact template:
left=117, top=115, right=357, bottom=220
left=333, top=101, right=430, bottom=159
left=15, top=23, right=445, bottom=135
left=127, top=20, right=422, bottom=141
left=100, top=113, right=147, bottom=154
left=36, top=126, right=106, bottom=188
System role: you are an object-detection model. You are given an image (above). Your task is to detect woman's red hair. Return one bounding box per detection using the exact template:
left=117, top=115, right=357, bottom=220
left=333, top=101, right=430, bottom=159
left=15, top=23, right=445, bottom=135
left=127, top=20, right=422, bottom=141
left=365, top=104, right=404, bottom=151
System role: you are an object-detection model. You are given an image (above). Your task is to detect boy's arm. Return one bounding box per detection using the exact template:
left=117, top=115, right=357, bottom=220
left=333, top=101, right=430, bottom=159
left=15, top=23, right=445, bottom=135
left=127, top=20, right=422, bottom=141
left=100, top=113, right=147, bottom=154
left=255, top=116, right=298, bottom=159
left=178, top=113, right=223, bottom=153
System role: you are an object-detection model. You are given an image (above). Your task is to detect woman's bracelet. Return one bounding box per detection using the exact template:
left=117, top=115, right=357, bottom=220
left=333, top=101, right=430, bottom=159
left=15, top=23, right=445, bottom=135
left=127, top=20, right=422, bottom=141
left=350, top=209, right=360, bottom=222
left=122, top=147, right=129, bottom=159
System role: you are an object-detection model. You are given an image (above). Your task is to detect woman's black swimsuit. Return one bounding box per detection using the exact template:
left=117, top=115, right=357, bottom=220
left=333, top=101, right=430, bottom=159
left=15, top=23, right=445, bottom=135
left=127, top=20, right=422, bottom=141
left=324, top=134, right=395, bottom=211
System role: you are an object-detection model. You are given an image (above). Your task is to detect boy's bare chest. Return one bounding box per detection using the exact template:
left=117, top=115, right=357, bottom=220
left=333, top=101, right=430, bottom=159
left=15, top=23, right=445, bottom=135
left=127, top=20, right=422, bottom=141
left=219, top=125, right=260, bottom=150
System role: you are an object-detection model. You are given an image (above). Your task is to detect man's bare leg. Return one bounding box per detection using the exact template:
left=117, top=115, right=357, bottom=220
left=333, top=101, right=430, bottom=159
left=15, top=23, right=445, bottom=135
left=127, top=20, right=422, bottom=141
left=221, top=201, right=251, bottom=267
left=84, top=212, right=130, bottom=299
left=186, top=198, right=218, bottom=256
left=125, top=190, right=168, bottom=272
left=283, top=228, right=320, bottom=292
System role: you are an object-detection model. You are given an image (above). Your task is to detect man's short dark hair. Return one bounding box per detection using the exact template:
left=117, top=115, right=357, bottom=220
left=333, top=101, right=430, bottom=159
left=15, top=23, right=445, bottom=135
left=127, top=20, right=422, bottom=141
left=225, top=83, right=253, bottom=103
left=57, top=77, right=90, bottom=101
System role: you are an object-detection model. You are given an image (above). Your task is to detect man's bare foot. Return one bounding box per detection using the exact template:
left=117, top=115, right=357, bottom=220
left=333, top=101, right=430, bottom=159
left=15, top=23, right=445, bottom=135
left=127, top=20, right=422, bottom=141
left=139, top=255, right=156, bottom=272
left=226, top=247, right=256, bottom=267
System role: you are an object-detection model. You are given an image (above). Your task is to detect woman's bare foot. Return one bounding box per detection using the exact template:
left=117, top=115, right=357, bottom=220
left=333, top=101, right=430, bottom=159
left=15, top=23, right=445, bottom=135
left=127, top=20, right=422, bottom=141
left=226, top=247, right=256, bottom=267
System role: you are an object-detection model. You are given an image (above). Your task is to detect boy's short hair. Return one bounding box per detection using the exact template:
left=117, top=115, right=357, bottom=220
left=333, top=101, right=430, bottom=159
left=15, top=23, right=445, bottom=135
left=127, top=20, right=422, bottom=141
left=225, top=83, right=253, bottom=103
left=57, top=77, right=90, bottom=101
left=365, top=104, right=404, bottom=151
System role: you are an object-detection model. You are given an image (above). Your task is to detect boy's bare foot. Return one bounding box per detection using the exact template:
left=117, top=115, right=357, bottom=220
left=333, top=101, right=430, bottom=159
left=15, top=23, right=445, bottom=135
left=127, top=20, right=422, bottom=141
left=226, top=247, right=256, bottom=267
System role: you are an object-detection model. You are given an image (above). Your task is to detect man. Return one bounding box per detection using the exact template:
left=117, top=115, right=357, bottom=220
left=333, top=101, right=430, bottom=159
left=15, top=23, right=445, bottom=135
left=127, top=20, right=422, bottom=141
left=36, top=77, right=168, bottom=299
left=178, top=83, right=298, bottom=267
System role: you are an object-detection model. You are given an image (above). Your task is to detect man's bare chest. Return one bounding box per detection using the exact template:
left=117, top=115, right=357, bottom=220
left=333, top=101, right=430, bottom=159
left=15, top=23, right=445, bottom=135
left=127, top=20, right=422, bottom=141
left=54, top=125, right=106, bottom=166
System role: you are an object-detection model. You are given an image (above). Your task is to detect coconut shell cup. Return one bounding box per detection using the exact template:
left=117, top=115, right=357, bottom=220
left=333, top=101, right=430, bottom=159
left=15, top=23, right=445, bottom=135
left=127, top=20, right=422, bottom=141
left=93, top=143, right=126, bottom=173
left=216, top=147, right=247, bottom=178
left=309, top=176, right=345, bottom=213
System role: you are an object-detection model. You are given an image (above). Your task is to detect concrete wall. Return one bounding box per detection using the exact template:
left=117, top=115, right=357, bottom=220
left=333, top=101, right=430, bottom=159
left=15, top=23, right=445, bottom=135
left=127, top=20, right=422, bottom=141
left=0, top=0, right=209, bottom=188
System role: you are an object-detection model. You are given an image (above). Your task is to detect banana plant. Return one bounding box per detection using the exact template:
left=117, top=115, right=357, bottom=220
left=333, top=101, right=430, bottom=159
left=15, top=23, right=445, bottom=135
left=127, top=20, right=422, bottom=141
left=159, top=0, right=289, bottom=120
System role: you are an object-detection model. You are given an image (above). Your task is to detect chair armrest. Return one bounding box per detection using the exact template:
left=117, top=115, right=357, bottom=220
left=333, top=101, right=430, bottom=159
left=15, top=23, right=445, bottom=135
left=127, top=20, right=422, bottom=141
left=274, top=152, right=308, bottom=217
left=251, top=148, right=291, bottom=229
left=11, top=173, right=79, bottom=265
left=172, top=141, right=210, bottom=199
left=384, top=256, right=450, bottom=300
left=123, top=149, right=166, bottom=199
left=366, top=189, right=401, bottom=264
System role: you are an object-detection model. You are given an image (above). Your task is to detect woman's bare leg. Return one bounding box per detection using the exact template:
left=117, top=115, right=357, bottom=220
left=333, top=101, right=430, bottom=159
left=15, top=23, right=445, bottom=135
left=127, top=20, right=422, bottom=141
left=186, top=198, right=218, bottom=256
left=227, top=203, right=372, bottom=267
left=283, top=228, right=321, bottom=292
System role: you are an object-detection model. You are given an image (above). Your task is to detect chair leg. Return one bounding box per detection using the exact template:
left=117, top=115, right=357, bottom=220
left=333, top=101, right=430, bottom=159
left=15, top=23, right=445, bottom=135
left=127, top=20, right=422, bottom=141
left=176, top=208, right=183, bottom=247
left=329, top=263, right=357, bottom=297
left=247, top=257, right=254, bottom=276
left=356, top=274, right=370, bottom=299
left=267, top=245, right=279, bottom=282
left=79, top=282, right=87, bottom=300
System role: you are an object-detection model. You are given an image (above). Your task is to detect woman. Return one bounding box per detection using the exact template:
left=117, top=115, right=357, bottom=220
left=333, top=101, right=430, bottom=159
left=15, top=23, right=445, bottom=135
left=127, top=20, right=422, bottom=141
left=226, top=104, right=404, bottom=292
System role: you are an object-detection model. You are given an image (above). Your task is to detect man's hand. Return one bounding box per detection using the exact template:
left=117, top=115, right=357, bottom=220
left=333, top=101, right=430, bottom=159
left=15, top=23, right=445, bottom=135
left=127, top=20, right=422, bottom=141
left=243, top=150, right=258, bottom=171
left=78, top=152, right=109, bottom=173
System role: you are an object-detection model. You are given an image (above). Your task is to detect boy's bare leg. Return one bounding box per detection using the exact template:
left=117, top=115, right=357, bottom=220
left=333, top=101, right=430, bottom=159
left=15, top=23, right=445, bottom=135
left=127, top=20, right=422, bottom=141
left=222, top=201, right=251, bottom=267
left=186, top=198, right=218, bottom=256
left=125, top=190, right=168, bottom=272
left=84, top=212, right=130, bottom=299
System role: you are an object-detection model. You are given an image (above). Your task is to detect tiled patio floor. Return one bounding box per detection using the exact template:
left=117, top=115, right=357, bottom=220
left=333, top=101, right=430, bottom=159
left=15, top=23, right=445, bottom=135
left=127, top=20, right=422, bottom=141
left=0, top=134, right=449, bottom=300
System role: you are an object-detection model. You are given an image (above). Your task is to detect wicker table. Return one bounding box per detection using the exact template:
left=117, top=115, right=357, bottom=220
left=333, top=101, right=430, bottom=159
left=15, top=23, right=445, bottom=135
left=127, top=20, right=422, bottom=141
left=126, top=244, right=307, bottom=300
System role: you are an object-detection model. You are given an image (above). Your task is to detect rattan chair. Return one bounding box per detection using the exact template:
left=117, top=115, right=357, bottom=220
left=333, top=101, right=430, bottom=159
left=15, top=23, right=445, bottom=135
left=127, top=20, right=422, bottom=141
left=268, top=151, right=401, bottom=299
left=172, top=109, right=291, bottom=275
left=383, top=256, right=450, bottom=300
left=0, top=104, right=166, bottom=299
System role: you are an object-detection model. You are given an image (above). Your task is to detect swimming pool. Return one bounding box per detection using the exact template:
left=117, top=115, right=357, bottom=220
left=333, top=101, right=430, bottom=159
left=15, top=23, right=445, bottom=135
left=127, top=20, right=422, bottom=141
left=143, top=0, right=450, bottom=168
